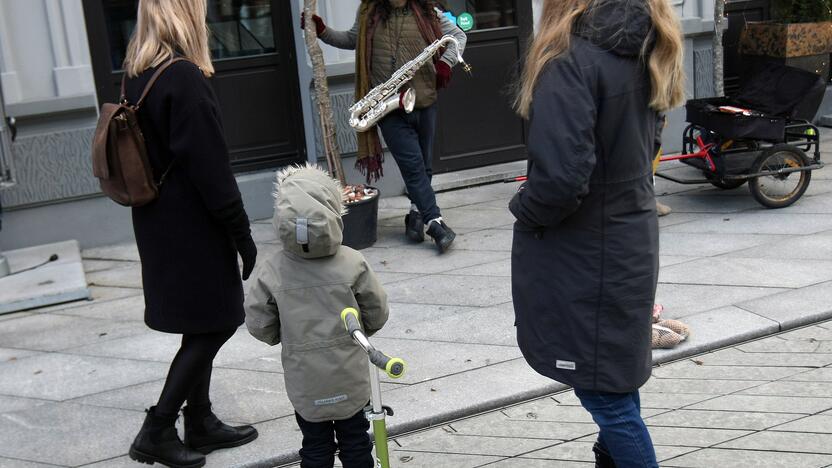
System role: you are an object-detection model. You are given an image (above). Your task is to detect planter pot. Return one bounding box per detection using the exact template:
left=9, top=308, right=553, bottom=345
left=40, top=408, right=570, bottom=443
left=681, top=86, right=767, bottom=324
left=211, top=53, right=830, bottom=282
left=342, top=187, right=379, bottom=250
left=740, top=21, right=832, bottom=58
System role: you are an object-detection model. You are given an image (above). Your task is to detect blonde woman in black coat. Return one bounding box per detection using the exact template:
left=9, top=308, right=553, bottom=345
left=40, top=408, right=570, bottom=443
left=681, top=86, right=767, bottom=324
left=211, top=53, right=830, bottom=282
left=510, top=0, right=685, bottom=466
left=122, top=1, right=258, bottom=466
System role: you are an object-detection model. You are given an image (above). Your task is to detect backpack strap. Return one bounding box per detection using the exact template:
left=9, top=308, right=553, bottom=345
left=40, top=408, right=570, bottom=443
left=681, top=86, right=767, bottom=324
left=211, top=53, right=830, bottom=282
left=119, top=57, right=190, bottom=109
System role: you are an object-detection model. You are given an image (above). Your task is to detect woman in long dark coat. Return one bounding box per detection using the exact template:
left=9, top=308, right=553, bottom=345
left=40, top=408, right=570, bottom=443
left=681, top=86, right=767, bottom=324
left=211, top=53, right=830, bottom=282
left=510, top=0, right=685, bottom=466
left=122, top=1, right=258, bottom=466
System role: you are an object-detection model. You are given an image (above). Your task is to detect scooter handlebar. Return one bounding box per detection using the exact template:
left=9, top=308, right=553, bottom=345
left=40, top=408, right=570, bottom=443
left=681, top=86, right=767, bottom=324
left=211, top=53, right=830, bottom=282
left=341, top=308, right=407, bottom=379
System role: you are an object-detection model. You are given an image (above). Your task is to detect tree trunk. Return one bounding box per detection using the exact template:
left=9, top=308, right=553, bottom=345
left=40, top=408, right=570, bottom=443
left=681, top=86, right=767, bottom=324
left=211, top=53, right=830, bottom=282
left=713, top=0, right=725, bottom=97
left=303, top=0, right=346, bottom=185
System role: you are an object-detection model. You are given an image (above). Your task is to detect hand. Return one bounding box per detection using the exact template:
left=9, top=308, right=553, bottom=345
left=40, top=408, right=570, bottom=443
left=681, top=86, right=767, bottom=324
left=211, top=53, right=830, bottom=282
left=436, top=60, right=452, bottom=89
left=236, top=235, right=257, bottom=281
left=300, top=12, right=326, bottom=36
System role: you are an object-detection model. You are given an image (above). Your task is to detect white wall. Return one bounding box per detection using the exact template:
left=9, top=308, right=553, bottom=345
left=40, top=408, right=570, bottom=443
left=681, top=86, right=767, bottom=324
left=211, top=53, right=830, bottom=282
left=0, top=0, right=95, bottom=115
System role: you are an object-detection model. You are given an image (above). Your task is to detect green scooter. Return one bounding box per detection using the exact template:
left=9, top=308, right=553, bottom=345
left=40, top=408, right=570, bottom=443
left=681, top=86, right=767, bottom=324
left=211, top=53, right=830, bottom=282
left=341, top=307, right=406, bottom=468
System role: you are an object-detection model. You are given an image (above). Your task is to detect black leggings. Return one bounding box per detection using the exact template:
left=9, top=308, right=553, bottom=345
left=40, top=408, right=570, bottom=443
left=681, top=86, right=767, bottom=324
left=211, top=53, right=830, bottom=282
left=155, top=329, right=236, bottom=417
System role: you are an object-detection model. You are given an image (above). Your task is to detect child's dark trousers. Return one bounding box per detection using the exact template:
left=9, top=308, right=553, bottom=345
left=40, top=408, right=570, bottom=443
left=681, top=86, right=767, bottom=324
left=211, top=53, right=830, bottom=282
left=295, top=409, right=374, bottom=468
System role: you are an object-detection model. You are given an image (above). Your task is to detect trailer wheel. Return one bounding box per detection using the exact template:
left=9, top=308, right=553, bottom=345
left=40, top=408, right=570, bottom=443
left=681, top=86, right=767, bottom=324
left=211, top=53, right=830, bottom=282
left=748, top=145, right=811, bottom=209
left=706, top=174, right=746, bottom=190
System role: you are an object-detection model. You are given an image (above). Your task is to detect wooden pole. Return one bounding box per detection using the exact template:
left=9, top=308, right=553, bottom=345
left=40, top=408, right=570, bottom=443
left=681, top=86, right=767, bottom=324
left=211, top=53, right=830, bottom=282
left=303, top=0, right=346, bottom=185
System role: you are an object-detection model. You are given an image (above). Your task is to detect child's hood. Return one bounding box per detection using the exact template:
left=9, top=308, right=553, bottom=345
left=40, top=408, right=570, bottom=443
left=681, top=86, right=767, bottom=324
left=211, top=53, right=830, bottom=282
left=273, top=164, right=345, bottom=259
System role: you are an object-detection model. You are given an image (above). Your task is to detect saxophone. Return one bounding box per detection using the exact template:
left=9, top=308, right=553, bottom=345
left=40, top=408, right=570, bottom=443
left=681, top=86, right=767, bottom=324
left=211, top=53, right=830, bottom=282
left=349, top=35, right=471, bottom=132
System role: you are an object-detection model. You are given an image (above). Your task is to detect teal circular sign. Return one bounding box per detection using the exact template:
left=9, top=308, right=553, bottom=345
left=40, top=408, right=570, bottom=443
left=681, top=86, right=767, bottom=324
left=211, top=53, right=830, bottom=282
left=457, top=12, right=474, bottom=32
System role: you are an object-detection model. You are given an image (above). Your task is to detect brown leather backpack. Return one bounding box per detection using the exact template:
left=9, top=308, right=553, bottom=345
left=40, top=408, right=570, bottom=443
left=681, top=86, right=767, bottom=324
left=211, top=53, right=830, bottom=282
left=91, top=58, right=187, bottom=207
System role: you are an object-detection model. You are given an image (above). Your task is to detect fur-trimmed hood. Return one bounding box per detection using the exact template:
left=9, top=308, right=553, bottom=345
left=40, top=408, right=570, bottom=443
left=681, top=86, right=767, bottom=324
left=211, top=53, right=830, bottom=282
left=273, top=164, right=346, bottom=259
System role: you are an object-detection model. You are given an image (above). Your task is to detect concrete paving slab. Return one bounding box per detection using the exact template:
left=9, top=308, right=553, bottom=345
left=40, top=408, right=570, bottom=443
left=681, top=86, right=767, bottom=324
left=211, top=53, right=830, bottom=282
left=487, top=458, right=591, bottom=467
left=738, top=380, right=832, bottom=398
left=380, top=302, right=517, bottom=347
left=66, top=330, right=180, bottom=363
left=727, top=232, right=832, bottom=260
left=250, top=222, right=278, bottom=244
left=652, top=360, right=809, bottom=381
left=662, top=212, right=832, bottom=235
left=501, top=399, right=664, bottom=424
left=739, top=281, right=832, bottom=329
left=657, top=212, right=710, bottom=229
left=785, top=368, right=832, bottom=382
left=652, top=307, right=780, bottom=364
left=82, top=243, right=140, bottom=262
left=774, top=414, right=832, bottom=433
left=361, top=247, right=508, bottom=275
left=382, top=274, right=512, bottom=307
left=85, top=264, right=142, bottom=289
left=689, top=394, right=832, bottom=414
left=0, top=395, right=50, bottom=414
left=446, top=228, right=513, bottom=252
left=659, top=255, right=700, bottom=268
left=0, top=313, right=147, bottom=352
left=387, top=451, right=504, bottom=468
left=659, top=257, right=832, bottom=288
left=639, top=377, right=767, bottom=395
left=50, top=294, right=145, bottom=322
left=661, top=448, right=832, bottom=468
left=381, top=358, right=566, bottom=435
left=0, top=458, right=62, bottom=468
left=658, top=232, right=787, bottom=257
left=737, top=335, right=828, bottom=353
left=644, top=408, right=804, bottom=431
left=449, top=411, right=598, bottom=441
left=778, top=325, right=832, bottom=341
left=382, top=302, right=479, bottom=330
left=82, top=259, right=130, bottom=273
left=0, top=347, right=40, bottom=362
left=654, top=192, right=761, bottom=213
left=0, top=240, right=91, bottom=314
left=393, top=428, right=556, bottom=457
left=693, top=347, right=832, bottom=367
left=370, top=338, right=521, bottom=385
left=552, top=390, right=722, bottom=411
left=0, top=403, right=140, bottom=466
left=717, top=431, right=832, bottom=454
left=640, top=426, right=752, bottom=447
left=0, top=353, right=167, bottom=401
left=444, top=259, right=511, bottom=277
left=375, top=272, right=423, bottom=285
left=654, top=284, right=787, bottom=318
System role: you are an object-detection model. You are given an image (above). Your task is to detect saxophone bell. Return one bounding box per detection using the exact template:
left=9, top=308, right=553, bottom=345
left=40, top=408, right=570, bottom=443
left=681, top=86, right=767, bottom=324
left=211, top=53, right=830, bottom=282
left=353, top=89, right=416, bottom=133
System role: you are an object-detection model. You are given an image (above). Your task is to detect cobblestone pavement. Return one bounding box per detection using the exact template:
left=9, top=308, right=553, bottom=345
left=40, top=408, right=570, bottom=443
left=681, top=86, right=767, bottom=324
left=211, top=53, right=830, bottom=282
left=1, top=134, right=831, bottom=466
left=291, top=321, right=832, bottom=468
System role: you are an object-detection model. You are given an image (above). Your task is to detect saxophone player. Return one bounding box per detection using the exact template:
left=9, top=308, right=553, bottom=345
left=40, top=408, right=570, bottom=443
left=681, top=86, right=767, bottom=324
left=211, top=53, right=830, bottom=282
left=303, top=0, right=467, bottom=253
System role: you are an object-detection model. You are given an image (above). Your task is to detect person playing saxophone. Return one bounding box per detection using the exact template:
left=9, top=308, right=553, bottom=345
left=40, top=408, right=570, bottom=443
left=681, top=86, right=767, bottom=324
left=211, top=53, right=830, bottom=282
left=303, top=0, right=467, bottom=253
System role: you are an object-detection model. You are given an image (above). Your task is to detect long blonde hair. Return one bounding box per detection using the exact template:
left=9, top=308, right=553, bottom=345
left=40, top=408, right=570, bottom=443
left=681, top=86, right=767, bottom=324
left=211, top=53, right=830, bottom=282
left=123, top=0, right=214, bottom=78
left=515, top=0, right=685, bottom=117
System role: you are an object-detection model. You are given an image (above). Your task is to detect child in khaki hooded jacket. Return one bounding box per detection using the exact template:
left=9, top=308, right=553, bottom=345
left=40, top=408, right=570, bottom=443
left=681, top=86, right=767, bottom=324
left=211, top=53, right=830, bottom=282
left=245, top=164, right=388, bottom=468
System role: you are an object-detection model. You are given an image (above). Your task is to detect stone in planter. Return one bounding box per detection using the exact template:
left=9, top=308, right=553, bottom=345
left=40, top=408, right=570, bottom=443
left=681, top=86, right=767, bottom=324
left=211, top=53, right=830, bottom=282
left=740, top=21, right=832, bottom=77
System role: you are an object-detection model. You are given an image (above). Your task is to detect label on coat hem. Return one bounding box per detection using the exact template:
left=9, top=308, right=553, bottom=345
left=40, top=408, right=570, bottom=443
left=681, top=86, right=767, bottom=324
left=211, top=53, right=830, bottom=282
left=556, top=360, right=576, bottom=371
left=314, top=394, right=348, bottom=406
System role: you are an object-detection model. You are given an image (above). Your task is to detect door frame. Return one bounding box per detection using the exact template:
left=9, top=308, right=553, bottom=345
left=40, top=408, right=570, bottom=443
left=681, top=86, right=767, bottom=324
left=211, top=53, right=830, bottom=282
left=82, top=0, right=306, bottom=171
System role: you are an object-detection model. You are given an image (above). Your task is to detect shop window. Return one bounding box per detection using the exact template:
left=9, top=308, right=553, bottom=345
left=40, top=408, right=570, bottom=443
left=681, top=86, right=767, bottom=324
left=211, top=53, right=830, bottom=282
left=102, top=0, right=276, bottom=70
left=441, top=0, right=517, bottom=31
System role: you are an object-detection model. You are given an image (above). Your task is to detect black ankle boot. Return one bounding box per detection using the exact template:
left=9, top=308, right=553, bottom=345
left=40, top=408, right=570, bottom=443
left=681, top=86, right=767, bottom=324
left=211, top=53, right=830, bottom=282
left=129, top=407, right=206, bottom=468
left=592, top=442, right=616, bottom=468
left=426, top=219, right=455, bottom=253
left=404, top=210, right=425, bottom=242
left=183, top=404, right=258, bottom=454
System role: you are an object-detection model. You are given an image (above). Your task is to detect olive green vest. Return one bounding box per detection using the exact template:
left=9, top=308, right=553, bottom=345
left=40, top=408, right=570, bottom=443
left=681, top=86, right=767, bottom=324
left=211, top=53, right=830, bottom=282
left=371, top=8, right=437, bottom=109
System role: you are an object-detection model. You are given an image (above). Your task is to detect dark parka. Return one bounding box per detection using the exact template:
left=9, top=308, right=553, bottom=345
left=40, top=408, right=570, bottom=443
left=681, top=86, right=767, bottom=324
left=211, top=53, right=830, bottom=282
left=125, top=60, right=252, bottom=334
left=510, top=3, right=659, bottom=393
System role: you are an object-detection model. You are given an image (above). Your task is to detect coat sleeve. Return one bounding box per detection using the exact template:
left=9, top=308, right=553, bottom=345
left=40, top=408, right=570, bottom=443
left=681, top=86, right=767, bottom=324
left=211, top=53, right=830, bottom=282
left=353, top=258, right=389, bottom=336
left=318, top=10, right=360, bottom=50
left=509, top=55, right=598, bottom=228
left=244, top=272, right=281, bottom=346
left=167, top=64, right=246, bottom=217
left=436, top=9, right=467, bottom=67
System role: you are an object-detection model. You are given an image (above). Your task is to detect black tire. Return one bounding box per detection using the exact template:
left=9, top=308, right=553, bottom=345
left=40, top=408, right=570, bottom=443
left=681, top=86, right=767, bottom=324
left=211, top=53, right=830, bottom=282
left=705, top=174, right=747, bottom=190
left=748, top=144, right=812, bottom=209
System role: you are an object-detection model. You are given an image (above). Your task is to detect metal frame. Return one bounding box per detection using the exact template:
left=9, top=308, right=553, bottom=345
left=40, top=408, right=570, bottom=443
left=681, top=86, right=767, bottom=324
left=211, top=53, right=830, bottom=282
left=655, top=120, right=824, bottom=186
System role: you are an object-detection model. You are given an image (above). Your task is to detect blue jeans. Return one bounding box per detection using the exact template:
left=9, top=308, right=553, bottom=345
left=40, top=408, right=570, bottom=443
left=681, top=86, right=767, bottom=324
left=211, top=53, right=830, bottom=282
left=378, top=105, right=441, bottom=222
left=573, top=389, right=658, bottom=468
